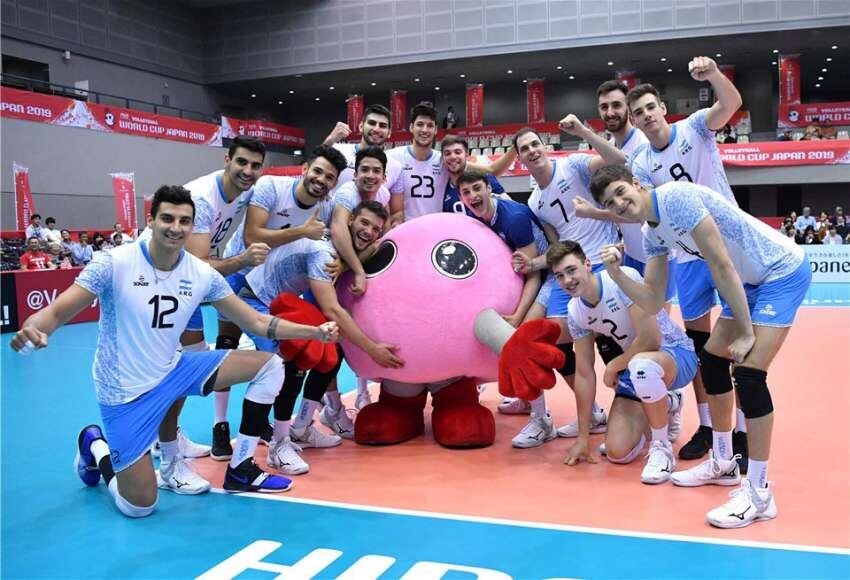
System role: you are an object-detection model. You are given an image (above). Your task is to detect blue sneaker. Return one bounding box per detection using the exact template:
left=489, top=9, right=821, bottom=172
left=224, top=458, right=293, bottom=493
left=74, top=425, right=105, bottom=487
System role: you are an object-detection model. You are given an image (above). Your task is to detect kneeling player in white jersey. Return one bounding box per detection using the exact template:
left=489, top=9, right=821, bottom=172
left=591, top=165, right=811, bottom=528
left=548, top=241, right=695, bottom=484
left=10, top=186, right=338, bottom=518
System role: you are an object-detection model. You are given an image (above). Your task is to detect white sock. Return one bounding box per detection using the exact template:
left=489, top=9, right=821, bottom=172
left=229, top=434, right=259, bottom=468
left=273, top=420, right=290, bottom=442
left=292, top=399, right=320, bottom=429
left=91, top=438, right=110, bottom=463
left=324, top=390, right=342, bottom=412
left=650, top=425, right=669, bottom=443
left=667, top=392, right=681, bottom=413
left=712, top=430, right=734, bottom=461
left=214, top=391, right=230, bottom=424
left=159, top=439, right=179, bottom=464
left=530, top=394, right=548, bottom=417
left=591, top=401, right=602, bottom=414
left=735, top=407, right=747, bottom=433
left=356, top=377, right=369, bottom=396
left=698, top=403, right=712, bottom=427
left=748, top=459, right=769, bottom=489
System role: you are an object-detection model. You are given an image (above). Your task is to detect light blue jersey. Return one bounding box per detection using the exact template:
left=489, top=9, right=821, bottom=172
left=245, top=235, right=335, bottom=306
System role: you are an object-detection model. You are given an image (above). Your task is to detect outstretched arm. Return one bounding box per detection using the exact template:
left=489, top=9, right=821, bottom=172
left=10, top=284, right=96, bottom=352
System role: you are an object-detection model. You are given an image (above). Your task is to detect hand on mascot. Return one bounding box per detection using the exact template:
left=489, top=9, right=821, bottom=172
left=269, top=293, right=339, bottom=372
left=498, top=318, right=565, bottom=401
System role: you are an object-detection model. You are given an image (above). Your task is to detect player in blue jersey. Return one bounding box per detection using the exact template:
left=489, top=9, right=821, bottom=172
left=548, top=241, right=695, bottom=484
left=591, top=165, right=811, bottom=528
left=10, top=185, right=338, bottom=518
left=441, top=134, right=514, bottom=215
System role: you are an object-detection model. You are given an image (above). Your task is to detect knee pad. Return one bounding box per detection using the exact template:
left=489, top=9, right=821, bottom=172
left=627, top=358, right=667, bottom=403
left=557, top=343, right=576, bottom=377
left=733, top=366, right=773, bottom=419
left=245, top=355, right=285, bottom=405
left=215, top=335, right=239, bottom=350
left=685, top=329, right=710, bottom=355
left=699, top=349, right=733, bottom=395
left=182, top=340, right=209, bottom=353
left=108, top=479, right=156, bottom=518
left=607, top=434, right=646, bottom=465
left=595, top=334, right=624, bottom=365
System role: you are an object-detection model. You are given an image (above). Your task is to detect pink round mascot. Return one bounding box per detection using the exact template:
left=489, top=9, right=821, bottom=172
left=338, top=212, right=561, bottom=448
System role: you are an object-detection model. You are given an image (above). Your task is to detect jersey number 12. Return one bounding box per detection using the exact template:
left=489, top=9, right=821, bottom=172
left=148, top=295, right=178, bottom=329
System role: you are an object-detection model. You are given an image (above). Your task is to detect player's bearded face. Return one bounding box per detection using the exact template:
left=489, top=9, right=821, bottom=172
left=361, top=115, right=390, bottom=145
left=303, top=158, right=339, bottom=199
left=598, top=94, right=629, bottom=133
left=225, top=148, right=264, bottom=192
left=350, top=211, right=383, bottom=251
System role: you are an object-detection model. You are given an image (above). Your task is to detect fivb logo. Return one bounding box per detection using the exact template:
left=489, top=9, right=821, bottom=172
left=197, top=540, right=579, bottom=580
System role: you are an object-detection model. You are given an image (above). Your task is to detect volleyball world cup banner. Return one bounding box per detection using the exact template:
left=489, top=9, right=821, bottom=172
left=777, top=102, right=850, bottom=129
left=466, top=83, right=484, bottom=128
left=778, top=54, right=801, bottom=105
left=13, top=163, right=36, bottom=231
left=390, top=90, right=407, bottom=132
left=111, top=172, right=137, bottom=231
left=527, top=79, right=545, bottom=124
left=347, top=94, right=365, bottom=134
left=221, top=116, right=305, bottom=147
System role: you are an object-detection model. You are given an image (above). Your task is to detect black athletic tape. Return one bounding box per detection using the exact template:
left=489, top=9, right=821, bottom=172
left=239, top=399, right=272, bottom=437
left=699, top=349, right=733, bottom=395
left=557, top=342, right=576, bottom=377
left=685, top=329, right=710, bottom=355
left=733, top=366, right=773, bottom=419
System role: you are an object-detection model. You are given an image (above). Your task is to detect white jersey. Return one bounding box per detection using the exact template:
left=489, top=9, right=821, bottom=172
left=332, top=142, right=403, bottom=195
left=617, top=128, right=650, bottom=262
left=567, top=268, right=693, bottom=352
left=75, top=241, right=232, bottom=405
left=527, top=154, right=618, bottom=264
left=332, top=180, right=391, bottom=213
left=386, top=146, right=450, bottom=220
left=138, top=170, right=252, bottom=259
left=251, top=175, right=335, bottom=231
left=246, top=235, right=336, bottom=306
left=643, top=182, right=804, bottom=286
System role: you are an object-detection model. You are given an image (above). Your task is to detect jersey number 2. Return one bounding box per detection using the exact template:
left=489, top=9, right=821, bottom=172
left=148, top=295, right=178, bottom=329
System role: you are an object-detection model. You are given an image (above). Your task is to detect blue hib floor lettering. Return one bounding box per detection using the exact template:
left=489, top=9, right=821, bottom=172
left=2, top=303, right=849, bottom=578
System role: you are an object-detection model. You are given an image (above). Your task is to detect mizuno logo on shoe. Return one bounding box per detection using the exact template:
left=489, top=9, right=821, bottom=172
left=174, top=480, right=188, bottom=488
left=732, top=506, right=751, bottom=520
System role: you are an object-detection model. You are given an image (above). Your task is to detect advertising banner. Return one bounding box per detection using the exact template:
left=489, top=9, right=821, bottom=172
left=778, top=101, right=850, bottom=129
left=804, top=245, right=850, bottom=284
left=615, top=70, right=638, bottom=90
left=111, top=172, right=137, bottom=231
left=14, top=268, right=100, bottom=328
left=13, top=163, right=35, bottom=231
left=390, top=90, right=407, bottom=132
left=526, top=79, right=545, bottom=123
left=221, top=116, right=305, bottom=147
left=778, top=54, right=801, bottom=105
left=466, top=83, right=484, bottom=128
left=347, top=94, right=364, bottom=135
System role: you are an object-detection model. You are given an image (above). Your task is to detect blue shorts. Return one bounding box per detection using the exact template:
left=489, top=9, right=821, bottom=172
left=98, top=350, right=229, bottom=472
left=624, top=254, right=678, bottom=303
left=186, top=306, right=204, bottom=331
left=226, top=272, right=248, bottom=294
left=675, top=260, right=720, bottom=322
left=546, top=262, right=606, bottom=318
left=615, top=344, right=698, bottom=399
left=234, top=289, right=278, bottom=352
left=719, top=257, right=811, bottom=327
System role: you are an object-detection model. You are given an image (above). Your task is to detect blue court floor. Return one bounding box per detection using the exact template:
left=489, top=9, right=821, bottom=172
left=2, top=298, right=849, bottom=579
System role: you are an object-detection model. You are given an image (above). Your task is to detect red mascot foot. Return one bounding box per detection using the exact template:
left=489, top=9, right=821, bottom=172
left=431, top=378, right=495, bottom=448
left=354, top=387, right=427, bottom=445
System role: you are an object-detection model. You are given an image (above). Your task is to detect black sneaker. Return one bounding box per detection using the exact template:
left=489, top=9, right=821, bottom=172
left=733, top=430, right=749, bottom=474
left=259, top=422, right=274, bottom=447
left=223, top=458, right=293, bottom=493
left=211, top=421, right=233, bottom=461
left=678, top=425, right=712, bottom=460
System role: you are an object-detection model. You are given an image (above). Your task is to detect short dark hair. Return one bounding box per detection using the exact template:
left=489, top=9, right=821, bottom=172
left=353, top=200, right=388, bottom=222
left=355, top=145, right=387, bottom=173
left=46, top=217, right=56, bottom=225
left=626, top=83, right=661, bottom=110
left=228, top=135, right=266, bottom=161
left=307, top=144, right=348, bottom=176
left=410, top=102, right=437, bottom=124
left=31, top=214, right=41, bottom=221
left=441, top=134, right=469, bottom=152
left=27, top=236, right=40, bottom=244
left=363, top=104, right=391, bottom=123
left=150, top=185, right=195, bottom=219
left=60, top=229, right=70, bottom=235
left=589, top=164, right=635, bottom=203
left=512, top=127, right=539, bottom=153
left=456, top=169, right=489, bottom=188
left=596, top=80, right=629, bottom=100
left=546, top=241, right=587, bottom=268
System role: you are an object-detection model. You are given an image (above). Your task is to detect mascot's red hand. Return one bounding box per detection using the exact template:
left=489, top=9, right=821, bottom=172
left=269, top=293, right=339, bottom=372
left=498, top=318, right=565, bottom=400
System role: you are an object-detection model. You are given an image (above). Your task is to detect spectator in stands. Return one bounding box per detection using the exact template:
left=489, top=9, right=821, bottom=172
left=802, top=123, right=822, bottom=141
left=48, top=242, right=72, bottom=269
left=91, top=232, right=106, bottom=252
left=784, top=225, right=797, bottom=240
left=59, top=229, right=74, bottom=255
left=836, top=215, right=849, bottom=240
left=25, top=214, right=45, bottom=244
left=824, top=226, right=844, bottom=245
left=777, top=130, right=792, bottom=141
left=816, top=211, right=832, bottom=241
left=833, top=206, right=844, bottom=223
left=71, top=232, right=93, bottom=266
left=717, top=124, right=736, bottom=144
left=111, top=232, right=125, bottom=247
left=801, top=225, right=820, bottom=245
left=43, top=217, right=62, bottom=245
left=795, top=206, right=816, bottom=233
left=443, top=105, right=458, bottom=129
left=112, top=222, right=134, bottom=243
left=780, top=217, right=793, bottom=233
left=19, top=236, right=55, bottom=270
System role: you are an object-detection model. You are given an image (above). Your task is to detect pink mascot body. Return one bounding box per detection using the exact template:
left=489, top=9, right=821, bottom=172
left=338, top=212, right=523, bottom=447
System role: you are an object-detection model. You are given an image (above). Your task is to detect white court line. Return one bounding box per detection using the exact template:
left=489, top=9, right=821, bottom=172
left=209, top=488, right=850, bottom=557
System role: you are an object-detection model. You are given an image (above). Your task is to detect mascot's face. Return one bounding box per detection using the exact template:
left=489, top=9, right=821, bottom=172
left=338, top=213, right=523, bottom=383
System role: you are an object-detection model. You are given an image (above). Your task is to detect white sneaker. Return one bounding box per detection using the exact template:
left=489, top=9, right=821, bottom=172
left=290, top=422, right=343, bottom=448
left=511, top=412, right=557, bottom=448
left=641, top=440, right=676, bottom=484
left=267, top=437, right=309, bottom=475
left=319, top=405, right=355, bottom=439
left=667, top=390, right=684, bottom=443
left=151, top=427, right=211, bottom=459
left=557, top=409, right=608, bottom=438
left=671, top=451, right=742, bottom=487
left=598, top=442, right=607, bottom=456
left=497, top=397, right=532, bottom=415
left=156, top=457, right=211, bottom=495
left=707, top=479, right=778, bottom=528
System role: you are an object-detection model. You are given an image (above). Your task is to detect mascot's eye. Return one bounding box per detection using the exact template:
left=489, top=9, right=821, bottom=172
left=364, top=240, right=397, bottom=278
left=432, top=240, right=477, bottom=279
